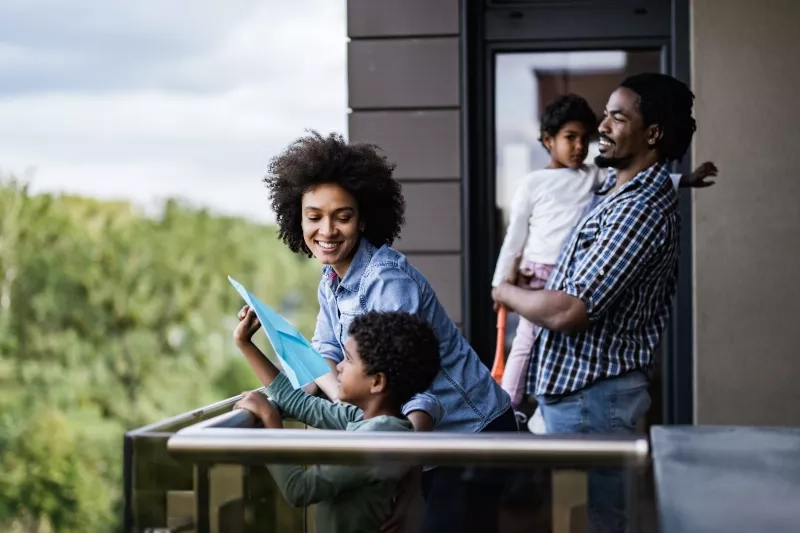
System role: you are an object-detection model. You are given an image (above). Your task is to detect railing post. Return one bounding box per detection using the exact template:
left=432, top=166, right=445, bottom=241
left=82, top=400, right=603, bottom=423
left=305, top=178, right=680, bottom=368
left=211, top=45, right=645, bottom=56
left=195, top=463, right=210, bottom=533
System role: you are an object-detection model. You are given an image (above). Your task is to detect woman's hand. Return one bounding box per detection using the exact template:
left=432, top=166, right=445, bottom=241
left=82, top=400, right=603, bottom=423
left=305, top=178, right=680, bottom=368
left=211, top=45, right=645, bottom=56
left=235, top=391, right=283, bottom=428
left=233, top=305, right=261, bottom=347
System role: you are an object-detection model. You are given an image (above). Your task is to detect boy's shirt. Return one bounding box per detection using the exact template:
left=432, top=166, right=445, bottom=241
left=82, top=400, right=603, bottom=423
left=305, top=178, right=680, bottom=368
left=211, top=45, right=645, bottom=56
left=265, top=372, right=411, bottom=533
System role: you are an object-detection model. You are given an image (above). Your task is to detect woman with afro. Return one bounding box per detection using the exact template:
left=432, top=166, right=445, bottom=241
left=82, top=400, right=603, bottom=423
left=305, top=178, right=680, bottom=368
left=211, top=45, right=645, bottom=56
left=253, top=130, right=516, bottom=533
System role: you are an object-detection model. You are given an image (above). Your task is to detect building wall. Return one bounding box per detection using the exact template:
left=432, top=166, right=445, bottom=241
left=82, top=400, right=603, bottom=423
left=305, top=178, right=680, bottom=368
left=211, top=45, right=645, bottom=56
left=692, top=0, right=800, bottom=425
left=347, top=0, right=463, bottom=326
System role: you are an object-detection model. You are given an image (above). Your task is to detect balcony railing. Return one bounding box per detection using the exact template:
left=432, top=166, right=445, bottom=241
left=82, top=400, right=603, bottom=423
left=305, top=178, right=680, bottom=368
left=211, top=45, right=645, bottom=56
left=124, top=389, right=306, bottom=533
left=125, top=392, right=651, bottom=533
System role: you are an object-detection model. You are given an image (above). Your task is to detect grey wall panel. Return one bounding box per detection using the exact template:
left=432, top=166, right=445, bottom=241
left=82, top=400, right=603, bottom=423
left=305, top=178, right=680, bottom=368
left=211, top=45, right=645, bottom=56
left=404, top=254, right=462, bottom=323
left=348, top=0, right=459, bottom=38
left=692, top=0, right=800, bottom=426
left=394, top=182, right=461, bottom=253
left=348, top=38, right=460, bottom=110
left=349, top=111, right=461, bottom=179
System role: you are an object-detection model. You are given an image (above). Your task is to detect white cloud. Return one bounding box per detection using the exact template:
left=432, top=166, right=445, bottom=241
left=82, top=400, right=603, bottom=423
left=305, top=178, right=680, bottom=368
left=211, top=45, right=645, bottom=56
left=0, top=0, right=347, bottom=222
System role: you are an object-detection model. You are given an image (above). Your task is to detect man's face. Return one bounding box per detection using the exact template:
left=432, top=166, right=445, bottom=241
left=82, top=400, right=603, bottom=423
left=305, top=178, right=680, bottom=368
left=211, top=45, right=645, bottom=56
left=595, top=86, right=654, bottom=169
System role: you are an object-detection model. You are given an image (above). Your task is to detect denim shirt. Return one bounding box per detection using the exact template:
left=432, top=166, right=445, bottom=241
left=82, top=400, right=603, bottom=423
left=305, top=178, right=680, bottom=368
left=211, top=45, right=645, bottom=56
left=312, top=239, right=511, bottom=433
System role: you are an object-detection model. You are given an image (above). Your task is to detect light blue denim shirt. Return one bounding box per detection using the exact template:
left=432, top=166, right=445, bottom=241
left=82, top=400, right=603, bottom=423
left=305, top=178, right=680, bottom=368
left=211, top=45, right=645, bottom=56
left=312, top=238, right=511, bottom=433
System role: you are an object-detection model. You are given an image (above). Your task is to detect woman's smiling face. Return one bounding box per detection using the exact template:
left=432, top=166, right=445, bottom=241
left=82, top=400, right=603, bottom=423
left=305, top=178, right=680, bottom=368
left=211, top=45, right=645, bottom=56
left=301, top=183, right=362, bottom=277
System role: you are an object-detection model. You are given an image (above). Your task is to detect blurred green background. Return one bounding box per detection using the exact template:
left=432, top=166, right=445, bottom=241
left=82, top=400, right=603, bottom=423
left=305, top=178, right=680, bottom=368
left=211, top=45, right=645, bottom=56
left=0, top=176, right=322, bottom=532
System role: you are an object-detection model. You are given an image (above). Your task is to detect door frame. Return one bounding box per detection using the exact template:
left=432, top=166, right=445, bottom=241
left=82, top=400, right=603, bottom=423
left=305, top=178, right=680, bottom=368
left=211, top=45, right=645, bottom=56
left=460, top=0, right=693, bottom=425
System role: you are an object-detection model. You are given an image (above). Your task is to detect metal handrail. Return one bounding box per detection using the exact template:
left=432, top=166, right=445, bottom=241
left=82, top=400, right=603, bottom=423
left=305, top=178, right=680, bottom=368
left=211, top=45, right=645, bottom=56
left=167, top=410, right=650, bottom=469
left=126, top=387, right=267, bottom=435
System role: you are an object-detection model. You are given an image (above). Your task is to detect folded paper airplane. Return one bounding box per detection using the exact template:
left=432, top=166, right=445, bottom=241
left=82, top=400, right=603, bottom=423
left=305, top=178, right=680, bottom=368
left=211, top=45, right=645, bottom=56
left=229, top=276, right=331, bottom=389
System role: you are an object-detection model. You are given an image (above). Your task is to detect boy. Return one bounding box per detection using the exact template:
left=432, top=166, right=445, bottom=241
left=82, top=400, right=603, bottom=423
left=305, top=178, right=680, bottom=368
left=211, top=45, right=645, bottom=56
left=233, top=307, right=441, bottom=533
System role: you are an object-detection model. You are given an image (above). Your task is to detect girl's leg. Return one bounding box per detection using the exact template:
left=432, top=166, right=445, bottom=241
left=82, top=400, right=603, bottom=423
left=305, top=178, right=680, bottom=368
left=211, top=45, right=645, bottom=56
left=500, top=317, right=538, bottom=409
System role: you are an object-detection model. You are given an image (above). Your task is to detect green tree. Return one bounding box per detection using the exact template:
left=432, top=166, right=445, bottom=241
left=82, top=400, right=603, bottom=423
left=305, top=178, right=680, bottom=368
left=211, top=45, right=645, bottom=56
left=0, top=176, right=322, bottom=532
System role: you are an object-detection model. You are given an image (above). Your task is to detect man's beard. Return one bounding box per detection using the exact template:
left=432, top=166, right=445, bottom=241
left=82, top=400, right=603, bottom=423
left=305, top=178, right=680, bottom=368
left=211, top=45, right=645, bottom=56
left=594, top=153, right=633, bottom=169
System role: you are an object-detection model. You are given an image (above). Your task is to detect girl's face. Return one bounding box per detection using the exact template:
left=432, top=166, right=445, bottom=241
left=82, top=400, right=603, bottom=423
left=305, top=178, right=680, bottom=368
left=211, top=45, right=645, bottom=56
left=301, top=183, right=362, bottom=277
left=543, top=120, right=590, bottom=170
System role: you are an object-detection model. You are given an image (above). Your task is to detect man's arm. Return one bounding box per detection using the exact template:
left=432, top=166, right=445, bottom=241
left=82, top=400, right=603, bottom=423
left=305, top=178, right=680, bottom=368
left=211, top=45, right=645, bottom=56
left=492, top=285, right=588, bottom=334
left=494, top=200, right=671, bottom=331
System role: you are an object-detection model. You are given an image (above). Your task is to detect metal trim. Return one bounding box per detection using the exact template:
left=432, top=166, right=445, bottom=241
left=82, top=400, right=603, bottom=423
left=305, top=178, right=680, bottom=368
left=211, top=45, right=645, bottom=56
left=664, top=0, right=694, bottom=425
left=168, top=411, right=649, bottom=470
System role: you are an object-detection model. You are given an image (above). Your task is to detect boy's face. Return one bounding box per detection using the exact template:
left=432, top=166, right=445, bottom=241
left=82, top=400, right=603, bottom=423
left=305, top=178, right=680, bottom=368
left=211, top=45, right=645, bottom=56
left=336, top=337, right=384, bottom=406
left=545, top=120, right=590, bottom=170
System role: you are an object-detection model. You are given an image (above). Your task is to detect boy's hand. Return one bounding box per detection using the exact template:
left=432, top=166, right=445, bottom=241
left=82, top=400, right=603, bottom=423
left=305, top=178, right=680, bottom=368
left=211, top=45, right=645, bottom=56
left=235, top=391, right=282, bottom=428
left=233, top=305, right=261, bottom=346
left=683, top=161, right=718, bottom=188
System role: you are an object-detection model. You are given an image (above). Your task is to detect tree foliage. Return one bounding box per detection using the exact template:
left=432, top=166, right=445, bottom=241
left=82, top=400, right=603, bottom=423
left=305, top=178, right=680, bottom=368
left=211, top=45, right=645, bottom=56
left=0, top=176, right=322, bottom=532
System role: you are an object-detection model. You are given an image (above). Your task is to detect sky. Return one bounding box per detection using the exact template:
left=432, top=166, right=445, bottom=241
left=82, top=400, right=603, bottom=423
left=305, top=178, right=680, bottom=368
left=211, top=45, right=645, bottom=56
left=0, top=0, right=347, bottom=223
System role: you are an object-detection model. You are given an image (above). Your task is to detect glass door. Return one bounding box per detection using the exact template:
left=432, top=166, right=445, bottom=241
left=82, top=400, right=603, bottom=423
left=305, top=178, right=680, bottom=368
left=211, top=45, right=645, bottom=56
left=492, top=48, right=666, bottom=427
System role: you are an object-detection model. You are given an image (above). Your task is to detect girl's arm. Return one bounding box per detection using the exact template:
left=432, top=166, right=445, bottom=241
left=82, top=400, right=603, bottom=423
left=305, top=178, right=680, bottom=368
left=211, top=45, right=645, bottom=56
left=492, top=176, right=535, bottom=287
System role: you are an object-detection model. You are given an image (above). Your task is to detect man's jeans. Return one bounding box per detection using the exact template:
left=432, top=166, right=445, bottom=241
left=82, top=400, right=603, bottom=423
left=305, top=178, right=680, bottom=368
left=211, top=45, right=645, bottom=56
left=536, top=371, right=650, bottom=533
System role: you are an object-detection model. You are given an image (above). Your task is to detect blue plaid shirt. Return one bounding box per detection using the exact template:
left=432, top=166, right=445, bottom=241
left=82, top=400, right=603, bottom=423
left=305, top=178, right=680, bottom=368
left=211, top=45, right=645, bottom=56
left=530, top=162, right=680, bottom=397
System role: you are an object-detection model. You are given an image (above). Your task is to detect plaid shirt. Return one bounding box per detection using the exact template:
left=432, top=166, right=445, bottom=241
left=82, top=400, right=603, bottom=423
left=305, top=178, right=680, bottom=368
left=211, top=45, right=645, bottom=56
left=530, top=162, right=680, bottom=397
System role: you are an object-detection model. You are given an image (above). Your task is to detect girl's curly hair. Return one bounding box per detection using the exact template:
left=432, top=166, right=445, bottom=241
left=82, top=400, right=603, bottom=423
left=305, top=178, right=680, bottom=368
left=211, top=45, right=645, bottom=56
left=538, top=93, right=598, bottom=150
left=263, top=131, right=405, bottom=256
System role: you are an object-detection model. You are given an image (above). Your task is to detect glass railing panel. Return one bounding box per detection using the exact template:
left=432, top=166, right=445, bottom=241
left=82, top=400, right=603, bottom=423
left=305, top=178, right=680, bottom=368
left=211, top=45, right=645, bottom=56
left=166, top=423, right=653, bottom=533
left=125, top=394, right=309, bottom=533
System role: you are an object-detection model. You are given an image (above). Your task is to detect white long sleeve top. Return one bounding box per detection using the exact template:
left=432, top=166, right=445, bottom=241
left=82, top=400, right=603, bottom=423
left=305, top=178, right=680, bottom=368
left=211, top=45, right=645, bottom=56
left=491, top=164, right=681, bottom=287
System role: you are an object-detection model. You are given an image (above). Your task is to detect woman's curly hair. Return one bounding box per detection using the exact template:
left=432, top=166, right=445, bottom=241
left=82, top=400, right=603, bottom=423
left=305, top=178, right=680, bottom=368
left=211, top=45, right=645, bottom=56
left=263, top=131, right=405, bottom=256
left=349, top=311, right=441, bottom=407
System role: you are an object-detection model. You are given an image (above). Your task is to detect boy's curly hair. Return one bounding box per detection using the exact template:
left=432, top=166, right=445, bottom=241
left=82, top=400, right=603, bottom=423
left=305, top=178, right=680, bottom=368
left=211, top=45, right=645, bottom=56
left=263, top=131, right=405, bottom=256
left=348, top=311, right=440, bottom=407
left=538, top=93, right=598, bottom=150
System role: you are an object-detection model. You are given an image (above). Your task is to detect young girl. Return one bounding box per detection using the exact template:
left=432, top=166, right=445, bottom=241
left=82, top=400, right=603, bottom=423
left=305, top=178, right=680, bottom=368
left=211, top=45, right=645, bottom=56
left=492, top=93, right=717, bottom=425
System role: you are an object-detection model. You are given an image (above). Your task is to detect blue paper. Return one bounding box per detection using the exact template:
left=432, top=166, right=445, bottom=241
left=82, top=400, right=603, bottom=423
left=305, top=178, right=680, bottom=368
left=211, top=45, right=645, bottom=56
left=229, top=276, right=331, bottom=389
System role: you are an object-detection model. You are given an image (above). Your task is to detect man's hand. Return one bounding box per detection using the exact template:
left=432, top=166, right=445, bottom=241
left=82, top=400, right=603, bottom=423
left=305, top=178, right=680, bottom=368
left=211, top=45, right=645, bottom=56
left=493, top=254, right=528, bottom=312
left=235, top=391, right=283, bottom=428
left=381, top=467, right=422, bottom=533
left=491, top=282, right=512, bottom=311
left=682, top=161, right=718, bottom=188
left=233, top=305, right=261, bottom=347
